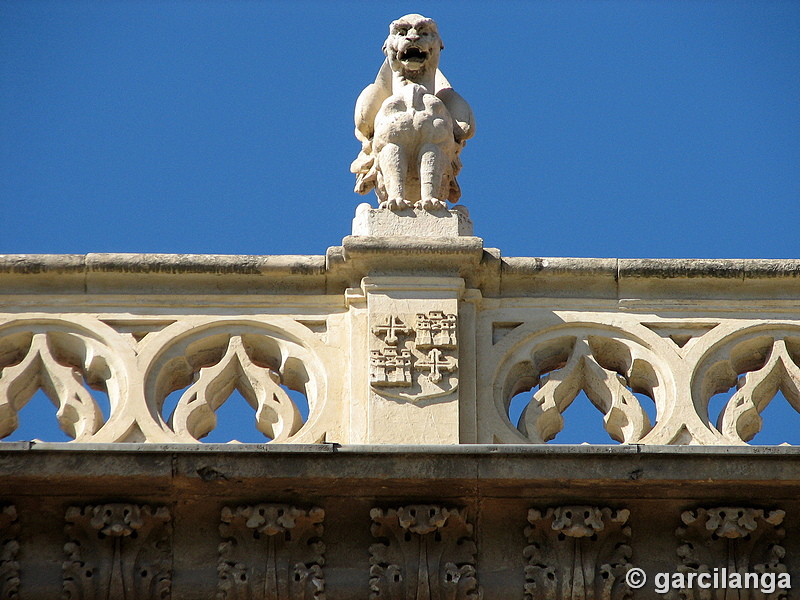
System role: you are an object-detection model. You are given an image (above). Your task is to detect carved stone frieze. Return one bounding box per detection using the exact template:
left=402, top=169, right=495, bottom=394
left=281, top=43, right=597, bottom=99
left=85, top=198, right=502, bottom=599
left=217, top=504, right=325, bottom=600
left=0, top=506, right=19, bottom=600
left=676, top=507, right=788, bottom=599
left=370, top=312, right=459, bottom=401
left=370, top=505, right=480, bottom=600
left=524, top=506, right=632, bottom=600
left=63, top=504, right=172, bottom=600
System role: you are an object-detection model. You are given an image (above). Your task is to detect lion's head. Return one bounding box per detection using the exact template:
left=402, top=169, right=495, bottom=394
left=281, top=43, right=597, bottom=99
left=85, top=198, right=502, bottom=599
left=382, top=14, right=443, bottom=83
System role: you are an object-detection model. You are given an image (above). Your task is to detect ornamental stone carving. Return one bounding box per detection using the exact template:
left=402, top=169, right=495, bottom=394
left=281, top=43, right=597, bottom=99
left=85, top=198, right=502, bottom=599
left=0, top=318, right=335, bottom=445
left=351, top=14, right=475, bottom=210
left=164, top=335, right=304, bottom=443
left=0, top=331, right=112, bottom=441
left=63, top=504, right=172, bottom=600
left=370, top=312, right=458, bottom=401
left=217, top=504, right=325, bottom=600
left=695, top=332, right=800, bottom=444
left=676, top=507, right=788, bottom=599
left=148, top=324, right=333, bottom=444
left=0, top=506, right=19, bottom=600
left=370, top=505, right=480, bottom=600
left=4, top=257, right=800, bottom=446
left=524, top=506, right=632, bottom=600
left=493, top=332, right=655, bottom=444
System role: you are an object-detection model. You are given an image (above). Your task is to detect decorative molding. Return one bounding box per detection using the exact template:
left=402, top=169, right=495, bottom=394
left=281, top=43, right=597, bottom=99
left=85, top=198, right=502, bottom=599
left=370, top=505, right=480, bottom=600
left=705, top=337, right=800, bottom=443
left=500, top=334, right=654, bottom=444
left=524, top=506, right=632, bottom=600
left=63, top=504, right=172, bottom=600
left=369, top=312, right=459, bottom=402
left=0, top=332, right=106, bottom=441
left=0, top=506, right=19, bottom=600
left=167, top=335, right=304, bottom=442
left=640, top=322, right=718, bottom=350
left=676, top=507, right=787, bottom=599
left=5, top=302, right=800, bottom=446
left=217, top=504, right=325, bottom=600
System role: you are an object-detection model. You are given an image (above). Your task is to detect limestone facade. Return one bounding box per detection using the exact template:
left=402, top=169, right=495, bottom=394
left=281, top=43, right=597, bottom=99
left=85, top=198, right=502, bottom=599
left=4, top=11, right=796, bottom=596
left=2, top=219, right=800, bottom=597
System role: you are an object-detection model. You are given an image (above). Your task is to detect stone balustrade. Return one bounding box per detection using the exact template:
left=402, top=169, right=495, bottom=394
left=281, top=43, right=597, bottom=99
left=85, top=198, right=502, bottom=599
left=2, top=229, right=800, bottom=446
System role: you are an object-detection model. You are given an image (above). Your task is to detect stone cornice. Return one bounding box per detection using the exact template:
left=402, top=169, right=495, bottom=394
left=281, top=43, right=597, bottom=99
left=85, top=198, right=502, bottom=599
left=3, top=443, right=800, bottom=495
left=1, top=250, right=799, bottom=299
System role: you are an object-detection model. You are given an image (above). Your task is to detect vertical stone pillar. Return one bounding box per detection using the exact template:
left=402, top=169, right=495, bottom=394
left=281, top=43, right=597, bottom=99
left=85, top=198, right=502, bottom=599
left=338, top=205, right=487, bottom=444
left=363, top=276, right=464, bottom=444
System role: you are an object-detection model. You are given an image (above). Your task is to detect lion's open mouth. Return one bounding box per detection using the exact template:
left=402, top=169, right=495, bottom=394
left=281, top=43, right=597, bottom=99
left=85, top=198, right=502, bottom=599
left=398, top=47, right=428, bottom=62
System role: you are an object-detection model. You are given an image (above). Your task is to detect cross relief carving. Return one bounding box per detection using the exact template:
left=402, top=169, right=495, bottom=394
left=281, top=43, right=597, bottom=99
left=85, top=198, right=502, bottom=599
left=415, top=348, right=457, bottom=384
left=369, top=312, right=459, bottom=401
left=372, top=315, right=412, bottom=347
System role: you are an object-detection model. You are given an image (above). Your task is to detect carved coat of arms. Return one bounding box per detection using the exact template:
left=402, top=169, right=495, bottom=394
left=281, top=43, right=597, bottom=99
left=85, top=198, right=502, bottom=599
left=370, top=311, right=458, bottom=401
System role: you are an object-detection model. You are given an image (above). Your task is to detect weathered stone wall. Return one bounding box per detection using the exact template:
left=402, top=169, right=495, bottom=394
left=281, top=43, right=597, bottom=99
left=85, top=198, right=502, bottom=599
left=0, top=444, right=798, bottom=599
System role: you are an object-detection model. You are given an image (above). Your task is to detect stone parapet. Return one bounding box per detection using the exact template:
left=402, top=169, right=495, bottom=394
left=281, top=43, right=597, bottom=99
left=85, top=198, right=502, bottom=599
left=1, top=239, right=800, bottom=446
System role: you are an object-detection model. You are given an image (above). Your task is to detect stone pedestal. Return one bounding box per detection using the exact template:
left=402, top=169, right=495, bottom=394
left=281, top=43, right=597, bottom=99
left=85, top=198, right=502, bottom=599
left=345, top=204, right=477, bottom=444
left=352, top=203, right=473, bottom=237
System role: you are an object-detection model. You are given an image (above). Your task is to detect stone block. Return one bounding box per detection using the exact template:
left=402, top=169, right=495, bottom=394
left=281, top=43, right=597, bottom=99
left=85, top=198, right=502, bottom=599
left=351, top=203, right=473, bottom=237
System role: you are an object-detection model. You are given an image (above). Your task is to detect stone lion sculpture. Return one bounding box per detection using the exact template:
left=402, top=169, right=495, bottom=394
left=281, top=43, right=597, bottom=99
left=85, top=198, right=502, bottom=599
left=351, top=14, right=475, bottom=211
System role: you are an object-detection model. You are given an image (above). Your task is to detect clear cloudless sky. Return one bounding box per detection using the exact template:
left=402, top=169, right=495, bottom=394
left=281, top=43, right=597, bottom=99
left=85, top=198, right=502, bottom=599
left=1, top=1, right=799, bottom=444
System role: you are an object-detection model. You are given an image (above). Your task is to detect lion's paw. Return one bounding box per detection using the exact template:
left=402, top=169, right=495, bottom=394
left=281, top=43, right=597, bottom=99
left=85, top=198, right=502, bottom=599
left=381, top=198, right=412, bottom=211
left=416, top=198, right=447, bottom=211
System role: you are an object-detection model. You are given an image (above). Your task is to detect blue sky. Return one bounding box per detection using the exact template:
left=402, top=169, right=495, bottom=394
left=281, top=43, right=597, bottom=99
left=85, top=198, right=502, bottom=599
left=1, top=1, right=799, bottom=443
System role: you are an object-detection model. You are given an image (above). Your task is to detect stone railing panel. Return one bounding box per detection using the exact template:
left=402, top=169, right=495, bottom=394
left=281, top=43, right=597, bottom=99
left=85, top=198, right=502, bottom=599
left=0, top=312, right=347, bottom=444
left=478, top=306, right=800, bottom=445
left=2, top=250, right=800, bottom=445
